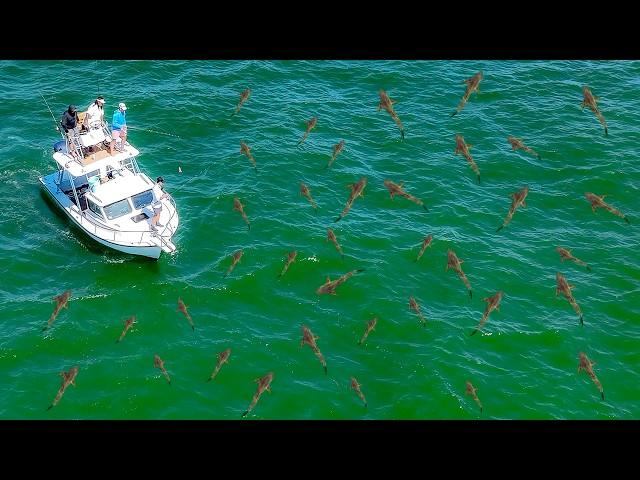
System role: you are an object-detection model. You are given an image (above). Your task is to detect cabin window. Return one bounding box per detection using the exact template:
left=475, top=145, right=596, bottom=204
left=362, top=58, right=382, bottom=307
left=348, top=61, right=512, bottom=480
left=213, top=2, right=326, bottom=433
left=104, top=198, right=132, bottom=220
left=131, top=189, right=154, bottom=209
left=87, top=199, right=104, bottom=220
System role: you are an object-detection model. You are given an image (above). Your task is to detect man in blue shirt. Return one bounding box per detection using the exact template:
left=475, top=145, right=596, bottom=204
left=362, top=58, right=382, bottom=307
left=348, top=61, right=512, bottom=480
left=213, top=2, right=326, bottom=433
left=109, top=102, right=128, bottom=155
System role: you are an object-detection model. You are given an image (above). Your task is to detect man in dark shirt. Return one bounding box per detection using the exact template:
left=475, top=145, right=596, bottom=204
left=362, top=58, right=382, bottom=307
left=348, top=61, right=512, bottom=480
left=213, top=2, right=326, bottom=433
left=60, top=105, right=79, bottom=159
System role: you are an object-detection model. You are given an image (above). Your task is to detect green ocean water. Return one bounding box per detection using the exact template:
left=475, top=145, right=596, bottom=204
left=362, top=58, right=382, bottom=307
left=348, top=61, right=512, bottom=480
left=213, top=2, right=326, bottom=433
left=0, top=60, right=638, bottom=419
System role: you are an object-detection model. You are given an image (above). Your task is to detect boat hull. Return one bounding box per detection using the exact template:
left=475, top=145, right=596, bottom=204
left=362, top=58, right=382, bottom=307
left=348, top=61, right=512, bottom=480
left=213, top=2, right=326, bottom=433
left=39, top=175, right=163, bottom=259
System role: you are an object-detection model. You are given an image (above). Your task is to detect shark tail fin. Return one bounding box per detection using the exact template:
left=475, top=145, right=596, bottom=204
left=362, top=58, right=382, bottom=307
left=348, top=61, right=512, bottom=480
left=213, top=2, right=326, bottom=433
left=496, top=224, right=504, bottom=232
left=601, top=391, right=605, bottom=400
left=469, top=290, right=473, bottom=299
left=586, top=265, right=592, bottom=272
left=624, top=216, right=630, bottom=224
left=46, top=404, right=54, bottom=411
left=422, top=204, right=429, bottom=212
left=324, top=366, right=328, bottom=375
left=400, top=129, right=405, bottom=141
left=477, top=174, right=481, bottom=185
left=580, top=315, right=584, bottom=326
left=451, top=110, right=458, bottom=117
left=241, top=410, right=249, bottom=418
left=470, top=329, right=478, bottom=336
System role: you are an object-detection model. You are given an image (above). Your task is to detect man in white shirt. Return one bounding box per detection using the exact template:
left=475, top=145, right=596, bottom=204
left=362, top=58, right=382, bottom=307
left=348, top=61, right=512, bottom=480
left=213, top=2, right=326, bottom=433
left=85, top=96, right=106, bottom=130
left=151, top=176, right=169, bottom=230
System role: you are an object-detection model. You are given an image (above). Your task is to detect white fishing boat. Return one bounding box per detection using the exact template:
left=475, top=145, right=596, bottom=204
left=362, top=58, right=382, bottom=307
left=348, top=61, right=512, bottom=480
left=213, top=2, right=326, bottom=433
left=39, top=115, right=179, bottom=259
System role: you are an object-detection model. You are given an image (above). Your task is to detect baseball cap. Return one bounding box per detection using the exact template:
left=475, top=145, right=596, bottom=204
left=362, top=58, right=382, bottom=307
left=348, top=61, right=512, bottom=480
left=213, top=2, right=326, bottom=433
left=118, top=102, right=127, bottom=110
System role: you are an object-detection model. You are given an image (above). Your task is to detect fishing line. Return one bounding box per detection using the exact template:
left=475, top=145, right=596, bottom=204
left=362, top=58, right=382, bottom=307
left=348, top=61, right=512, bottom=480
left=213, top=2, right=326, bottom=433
left=127, top=125, right=182, bottom=138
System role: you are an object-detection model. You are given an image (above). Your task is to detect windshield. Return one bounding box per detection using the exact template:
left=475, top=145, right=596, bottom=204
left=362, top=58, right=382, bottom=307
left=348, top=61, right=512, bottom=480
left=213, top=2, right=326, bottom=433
left=104, top=198, right=132, bottom=220
left=131, top=189, right=154, bottom=209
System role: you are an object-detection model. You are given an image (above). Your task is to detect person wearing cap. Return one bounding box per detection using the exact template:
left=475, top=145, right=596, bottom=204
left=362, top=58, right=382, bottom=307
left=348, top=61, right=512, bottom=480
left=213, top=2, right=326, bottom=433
left=110, top=102, right=128, bottom=156
left=150, top=176, right=169, bottom=231
left=85, top=96, right=106, bottom=130
left=60, top=105, right=80, bottom=159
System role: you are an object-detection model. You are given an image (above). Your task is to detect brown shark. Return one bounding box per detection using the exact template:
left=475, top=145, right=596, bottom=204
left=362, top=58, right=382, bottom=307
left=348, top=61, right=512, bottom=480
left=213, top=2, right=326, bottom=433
left=578, top=352, right=604, bottom=400
left=43, top=290, right=71, bottom=331
left=316, top=269, right=364, bottom=295
left=471, top=291, right=503, bottom=336
left=581, top=86, right=608, bottom=136
left=116, top=315, right=136, bottom=343
left=556, top=272, right=584, bottom=326
left=497, top=186, right=529, bottom=232
left=358, top=317, right=377, bottom=345
left=446, top=250, right=473, bottom=299
left=233, top=197, right=251, bottom=230
left=383, top=179, right=428, bottom=211
left=225, top=249, right=244, bottom=278
left=585, top=192, right=629, bottom=224
left=300, top=183, right=318, bottom=211
left=232, top=88, right=251, bottom=117
left=278, top=251, right=297, bottom=278
left=47, top=366, right=78, bottom=411
left=327, top=228, right=344, bottom=258
left=326, top=140, right=345, bottom=169
left=242, top=372, right=274, bottom=417
left=154, top=354, right=171, bottom=385
left=556, top=247, right=591, bottom=272
left=451, top=71, right=483, bottom=117
left=454, top=134, right=481, bottom=184
left=350, top=376, right=367, bottom=407
left=415, top=234, right=433, bottom=262
left=298, top=116, right=317, bottom=145
left=240, top=141, right=257, bottom=172
left=208, top=348, right=231, bottom=382
left=177, top=297, right=194, bottom=331
left=409, top=296, right=427, bottom=326
left=335, top=177, right=367, bottom=222
left=378, top=89, right=405, bottom=140
left=507, top=136, right=541, bottom=159
left=301, top=325, right=328, bottom=375
left=465, top=381, right=483, bottom=413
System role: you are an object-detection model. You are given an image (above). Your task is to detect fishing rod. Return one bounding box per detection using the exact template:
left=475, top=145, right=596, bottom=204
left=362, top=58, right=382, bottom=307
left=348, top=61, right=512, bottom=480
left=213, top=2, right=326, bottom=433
left=40, top=92, right=61, bottom=134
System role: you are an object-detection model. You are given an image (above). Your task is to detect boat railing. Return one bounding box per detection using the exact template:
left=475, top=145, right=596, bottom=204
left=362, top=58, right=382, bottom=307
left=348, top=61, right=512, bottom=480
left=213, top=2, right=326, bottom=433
left=156, top=193, right=178, bottom=238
